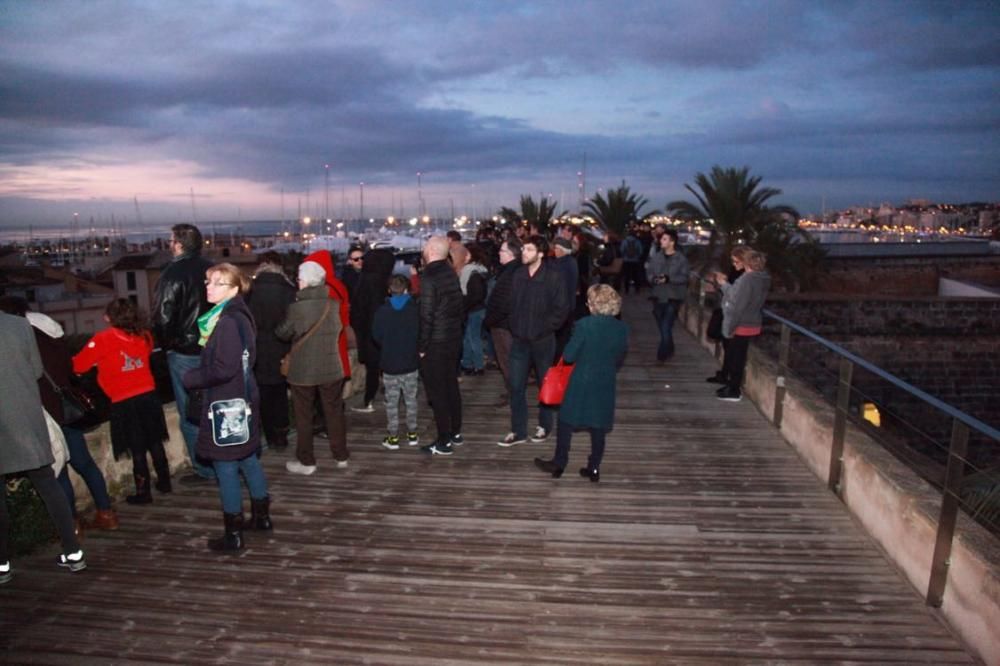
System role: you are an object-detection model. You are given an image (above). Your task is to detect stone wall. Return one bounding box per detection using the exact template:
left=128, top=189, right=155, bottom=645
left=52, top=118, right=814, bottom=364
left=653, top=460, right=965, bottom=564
left=66, top=403, right=190, bottom=511
left=758, top=297, right=999, bottom=472
left=814, top=255, right=1000, bottom=296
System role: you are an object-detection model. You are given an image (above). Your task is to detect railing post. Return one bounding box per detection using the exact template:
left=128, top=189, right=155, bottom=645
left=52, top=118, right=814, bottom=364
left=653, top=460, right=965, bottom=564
left=697, top=280, right=706, bottom=343
left=773, top=323, right=791, bottom=427
left=828, top=357, right=854, bottom=495
left=926, top=419, right=969, bottom=608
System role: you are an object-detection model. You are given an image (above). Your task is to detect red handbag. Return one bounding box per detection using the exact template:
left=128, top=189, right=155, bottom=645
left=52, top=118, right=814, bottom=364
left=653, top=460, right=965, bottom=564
left=539, top=357, right=574, bottom=406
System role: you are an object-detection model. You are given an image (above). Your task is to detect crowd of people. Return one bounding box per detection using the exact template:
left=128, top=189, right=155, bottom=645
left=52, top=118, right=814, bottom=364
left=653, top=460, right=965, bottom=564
left=1, top=219, right=771, bottom=581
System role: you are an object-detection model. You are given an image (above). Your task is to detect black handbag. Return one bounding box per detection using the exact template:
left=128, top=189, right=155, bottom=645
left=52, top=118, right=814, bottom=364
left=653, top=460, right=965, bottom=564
left=706, top=308, right=724, bottom=342
left=185, top=389, right=204, bottom=425
left=43, top=370, right=103, bottom=429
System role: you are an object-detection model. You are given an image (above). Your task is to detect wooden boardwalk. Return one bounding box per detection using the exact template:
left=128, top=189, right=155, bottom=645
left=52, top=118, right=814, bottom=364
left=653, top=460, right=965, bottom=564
left=1, top=294, right=975, bottom=664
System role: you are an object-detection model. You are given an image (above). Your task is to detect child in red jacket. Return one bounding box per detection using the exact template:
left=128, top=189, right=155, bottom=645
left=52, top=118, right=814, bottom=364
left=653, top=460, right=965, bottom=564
left=73, top=299, right=171, bottom=504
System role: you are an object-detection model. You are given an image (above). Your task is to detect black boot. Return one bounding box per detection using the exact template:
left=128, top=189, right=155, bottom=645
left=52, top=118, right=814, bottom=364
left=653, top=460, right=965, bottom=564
left=207, top=512, right=244, bottom=552
left=153, top=462, right=172, bottom=494
left=126, top=474, right=153, bottom=505
left=246, top=497, right=273, bottom=531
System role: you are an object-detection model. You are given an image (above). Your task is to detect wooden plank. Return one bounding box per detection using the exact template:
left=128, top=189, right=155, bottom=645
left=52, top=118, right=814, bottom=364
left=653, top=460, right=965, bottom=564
left=0, top=293, right=975, bottom=664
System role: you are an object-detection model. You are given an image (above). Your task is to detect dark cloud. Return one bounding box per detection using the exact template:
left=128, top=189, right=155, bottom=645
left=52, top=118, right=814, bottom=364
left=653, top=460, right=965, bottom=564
left=0, top=0, right=998, bottom=225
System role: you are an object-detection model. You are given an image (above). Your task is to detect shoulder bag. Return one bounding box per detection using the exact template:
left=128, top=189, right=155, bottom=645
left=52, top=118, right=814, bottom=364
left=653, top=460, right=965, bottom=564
left=280, top=299, right=332, bottom=376
left=209, top=314, right=254, bottom=447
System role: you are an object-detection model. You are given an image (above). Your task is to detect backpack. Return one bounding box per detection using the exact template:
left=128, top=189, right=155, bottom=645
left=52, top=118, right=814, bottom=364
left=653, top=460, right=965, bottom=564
left=622, top=236, right=641, bottom=261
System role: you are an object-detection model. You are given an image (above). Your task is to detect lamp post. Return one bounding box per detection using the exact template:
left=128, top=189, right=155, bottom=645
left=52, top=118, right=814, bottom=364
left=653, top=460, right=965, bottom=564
left=359, top=182, right=365, bottom=223
left=324, top=164, right=330, bottom=222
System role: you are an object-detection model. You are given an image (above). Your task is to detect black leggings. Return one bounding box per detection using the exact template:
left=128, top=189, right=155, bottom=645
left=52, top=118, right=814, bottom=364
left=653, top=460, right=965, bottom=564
left=1, top=465, right=80, bottom=563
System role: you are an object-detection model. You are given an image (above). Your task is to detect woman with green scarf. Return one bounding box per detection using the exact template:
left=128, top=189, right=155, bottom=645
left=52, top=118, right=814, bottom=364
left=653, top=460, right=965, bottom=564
left=183, top=262, right=271, bottom=552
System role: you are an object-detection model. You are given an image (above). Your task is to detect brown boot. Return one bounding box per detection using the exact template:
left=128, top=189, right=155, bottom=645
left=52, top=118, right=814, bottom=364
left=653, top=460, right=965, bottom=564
left=89, top=509, right=120, bottom=531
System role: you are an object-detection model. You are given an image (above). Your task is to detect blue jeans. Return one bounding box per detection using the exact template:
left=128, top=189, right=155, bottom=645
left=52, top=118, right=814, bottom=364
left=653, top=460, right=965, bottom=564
left=58, top=426, right=112, bottom=513
left=462, top=308, right=486, bottom=371
left=214, top=455, right=268, bottom=514
left=508, top=335, right=556, bottom=439
left=167, top=351, right=215, bottom=478
left=653, top=300, right=680, bottom=361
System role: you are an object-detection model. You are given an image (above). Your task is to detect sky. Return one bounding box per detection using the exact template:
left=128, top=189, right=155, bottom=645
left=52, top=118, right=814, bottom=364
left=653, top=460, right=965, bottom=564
left=1, top=0, right=998, bottom=230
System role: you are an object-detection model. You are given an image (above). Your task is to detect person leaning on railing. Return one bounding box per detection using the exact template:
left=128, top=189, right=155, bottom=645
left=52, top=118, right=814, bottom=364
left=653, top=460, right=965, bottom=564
left=714, top=249, right=770, bottom=403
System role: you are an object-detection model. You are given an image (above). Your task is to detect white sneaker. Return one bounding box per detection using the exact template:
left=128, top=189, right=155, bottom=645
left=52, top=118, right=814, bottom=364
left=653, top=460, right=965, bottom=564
left=286, top=460, right=317, bottom=475
left=351, top=403, right=375, bottom=413
left=498, top=432, right=527, bottom=447
left=530, top=426, right=549, bottom=443
left=336, top=459, right=349, bottom=469
left=0, top=561, right=12, bottom=585
left=57, top=550, right=87, bottom=572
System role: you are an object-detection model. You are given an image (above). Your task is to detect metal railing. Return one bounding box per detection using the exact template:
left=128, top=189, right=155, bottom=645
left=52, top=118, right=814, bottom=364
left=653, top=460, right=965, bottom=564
left=688, top=278, right=1000, bottom=608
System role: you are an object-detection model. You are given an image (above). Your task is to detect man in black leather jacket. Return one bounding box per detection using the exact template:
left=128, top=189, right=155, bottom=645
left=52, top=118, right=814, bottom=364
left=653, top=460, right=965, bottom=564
left=152, top=224, right=215, bottom=480
left=417, top=235, right=464, bottom=455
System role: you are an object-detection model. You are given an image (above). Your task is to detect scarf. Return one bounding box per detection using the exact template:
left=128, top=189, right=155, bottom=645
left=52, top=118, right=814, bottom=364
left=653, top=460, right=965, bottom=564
left=196, top=300, right=229, bottom=347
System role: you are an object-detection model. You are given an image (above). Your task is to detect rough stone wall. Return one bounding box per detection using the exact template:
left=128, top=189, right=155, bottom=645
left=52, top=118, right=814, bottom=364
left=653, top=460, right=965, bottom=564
left=814, top=255, right=1000, bottom=296
left=759, top=297, right=999, bottom=473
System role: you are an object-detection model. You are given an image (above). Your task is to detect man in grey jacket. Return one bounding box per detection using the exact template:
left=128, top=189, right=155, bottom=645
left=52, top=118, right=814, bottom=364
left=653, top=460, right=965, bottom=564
left=645, top=228, right=690, bottom=363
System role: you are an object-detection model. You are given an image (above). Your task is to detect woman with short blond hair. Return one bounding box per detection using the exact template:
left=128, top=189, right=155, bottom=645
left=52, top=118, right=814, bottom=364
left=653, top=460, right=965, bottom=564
left=183, top=262, right=271, bottom=552
left=534, top=284, right=628, bottom=483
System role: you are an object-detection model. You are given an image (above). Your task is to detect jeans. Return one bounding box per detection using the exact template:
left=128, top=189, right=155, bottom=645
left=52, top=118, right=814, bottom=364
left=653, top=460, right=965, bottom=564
left=58, top=426, right=112, bottom=513
left=167, top=351, right=215, bottom=478
left=214, top=455, right=268, bottom=514
left=508, top=335, right=556, bottom=439
left=652, top=300, right=681, bottom=361
left=462, top=308, right=486, bottom=371
left=553, top=419, right=607, bottom=470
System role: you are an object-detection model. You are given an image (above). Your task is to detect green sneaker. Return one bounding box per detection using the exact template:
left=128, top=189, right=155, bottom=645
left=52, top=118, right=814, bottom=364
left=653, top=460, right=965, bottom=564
left=381, top=435, right=400, bottom=450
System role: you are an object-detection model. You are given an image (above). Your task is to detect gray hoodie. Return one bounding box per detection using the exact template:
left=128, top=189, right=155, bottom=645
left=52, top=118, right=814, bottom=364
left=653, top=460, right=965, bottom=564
left=721, top=270, right=771, bottom=338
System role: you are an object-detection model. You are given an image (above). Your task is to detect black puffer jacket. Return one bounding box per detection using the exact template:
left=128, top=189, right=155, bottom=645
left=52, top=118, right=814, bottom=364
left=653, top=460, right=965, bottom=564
left=418, top=259, right=463, bottom=353
left=152, top=253, right=214, bottom=354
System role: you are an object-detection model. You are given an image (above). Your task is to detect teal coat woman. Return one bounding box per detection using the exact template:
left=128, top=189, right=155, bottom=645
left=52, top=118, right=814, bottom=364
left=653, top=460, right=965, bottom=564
left=559, top=315, right=628, bottom=430
left=535, top=284, right=628, bottom=483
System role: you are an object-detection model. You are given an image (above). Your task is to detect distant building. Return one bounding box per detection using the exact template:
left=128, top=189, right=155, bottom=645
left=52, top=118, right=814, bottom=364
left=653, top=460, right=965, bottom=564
left=0, top=265, right=114, bottom=336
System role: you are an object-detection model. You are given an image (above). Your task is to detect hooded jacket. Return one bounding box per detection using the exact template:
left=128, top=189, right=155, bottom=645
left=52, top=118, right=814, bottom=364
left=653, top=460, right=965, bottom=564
left=372, top=293, right=419, bottom=374
left=303, top=250, right=352, bottom=378
left=275, top=285, right=345, bottom=386
left=246, top=267, right=297, bottom=384
left=351, top=248, right=395, bottom=364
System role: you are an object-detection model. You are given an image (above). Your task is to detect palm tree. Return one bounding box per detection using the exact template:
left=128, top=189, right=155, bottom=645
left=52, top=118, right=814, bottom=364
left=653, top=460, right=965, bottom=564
left=666, top=166, right=824, bottom=291
left=582, top=181, right=655, bottom=235
left=498, top=195, right=562, bottom=233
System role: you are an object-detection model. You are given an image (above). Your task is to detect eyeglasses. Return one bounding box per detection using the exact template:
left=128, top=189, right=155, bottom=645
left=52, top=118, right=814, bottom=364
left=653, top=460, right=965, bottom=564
left=349, top=256, right=363, bottom=262
left=205, top=280, right=233, bottom=287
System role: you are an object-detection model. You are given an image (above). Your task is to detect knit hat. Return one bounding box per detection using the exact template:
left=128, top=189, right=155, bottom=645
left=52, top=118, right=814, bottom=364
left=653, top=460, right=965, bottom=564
left=298, top=260, right=327, bottom=287
left=553, top=237, right=573, bottom=251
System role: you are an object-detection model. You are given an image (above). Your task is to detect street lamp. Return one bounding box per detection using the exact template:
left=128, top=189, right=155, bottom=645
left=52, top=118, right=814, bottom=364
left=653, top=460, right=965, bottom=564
left=359, top=182, right=365, bottom=222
